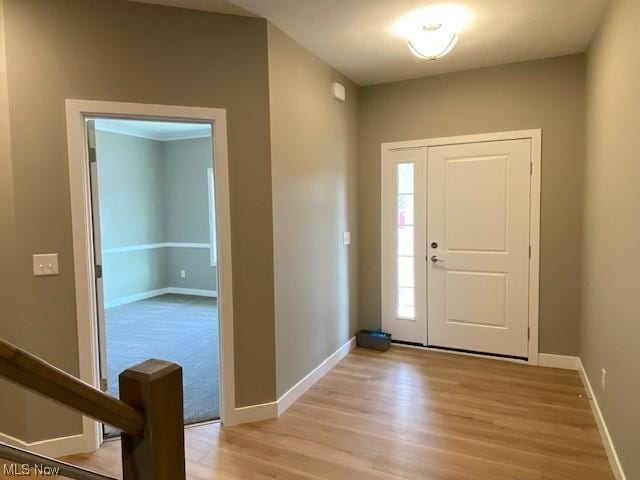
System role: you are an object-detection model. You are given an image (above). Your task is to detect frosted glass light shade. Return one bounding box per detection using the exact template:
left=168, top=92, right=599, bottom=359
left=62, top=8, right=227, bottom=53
left=408, top=24, right=458, bottom=60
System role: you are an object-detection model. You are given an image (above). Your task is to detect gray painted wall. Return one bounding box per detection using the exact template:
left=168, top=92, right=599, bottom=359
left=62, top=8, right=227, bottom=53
left=167, top=248, right=215, bottom=291
left=581, top=0, right=640, bottom=476
left=96, top=130, right=169, bottom=302
left=164, top=137, right=213, bottom=243
left=1, top=0, right=275, bottom=443
left=0, top=0, right=27, bottom=441
left=104, top=249, right=169, bottom=301
left=164, top=137, right=217, bottom=292
left=268, top=25, right=359, bottom=397
left=96, top=131, right=166, bottom=248
left=96, top=130, right=216, bottom=303
left=4, top=2, right=634, bottom=469
left=357, top=55, right=586, bottom=356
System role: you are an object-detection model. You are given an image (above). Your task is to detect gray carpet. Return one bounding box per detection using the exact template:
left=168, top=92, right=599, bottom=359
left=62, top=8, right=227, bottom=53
left=105, top=294, right=219, bottom=435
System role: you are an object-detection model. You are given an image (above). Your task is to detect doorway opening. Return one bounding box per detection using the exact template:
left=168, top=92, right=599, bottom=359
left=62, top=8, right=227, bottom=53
left=66, top=100, right=234, bottom=451
left=86, top=117, right=220, bottom=437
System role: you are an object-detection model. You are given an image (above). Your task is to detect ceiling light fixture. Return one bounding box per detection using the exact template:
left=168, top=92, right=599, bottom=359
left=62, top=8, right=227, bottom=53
left=408, top=23, right=458, bottom=60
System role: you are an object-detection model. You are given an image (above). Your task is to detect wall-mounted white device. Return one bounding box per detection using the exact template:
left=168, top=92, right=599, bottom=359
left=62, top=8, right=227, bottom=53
left=343, top=231, right=351, bottom=246
left=332, top=82, right=346, bottom=103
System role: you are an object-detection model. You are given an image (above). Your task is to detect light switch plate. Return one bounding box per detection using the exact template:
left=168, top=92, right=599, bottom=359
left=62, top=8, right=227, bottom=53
left=343, top=231, right=351, bottom=246
left=33, top=253, right=59, bottom=276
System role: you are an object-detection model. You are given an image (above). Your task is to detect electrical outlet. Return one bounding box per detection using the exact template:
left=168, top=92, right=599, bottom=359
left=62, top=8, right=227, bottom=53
left=601, top=368, right=607, bottom=392
left=180, top=269, right=186, bottom=279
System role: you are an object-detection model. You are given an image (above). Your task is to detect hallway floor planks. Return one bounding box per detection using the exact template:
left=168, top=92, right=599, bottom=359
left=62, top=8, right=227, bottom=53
left=61, top=346, right=614, bottom=480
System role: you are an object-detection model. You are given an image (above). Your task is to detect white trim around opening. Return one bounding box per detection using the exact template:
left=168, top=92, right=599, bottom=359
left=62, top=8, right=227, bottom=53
left=65, top=100, right=236, bottom=455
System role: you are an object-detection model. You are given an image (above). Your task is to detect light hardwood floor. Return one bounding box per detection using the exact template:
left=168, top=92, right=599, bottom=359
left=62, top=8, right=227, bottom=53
left=6, top=347, right=614, bottom=479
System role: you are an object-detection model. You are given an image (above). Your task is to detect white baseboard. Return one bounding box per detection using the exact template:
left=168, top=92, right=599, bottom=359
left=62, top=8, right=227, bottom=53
left=577, top=359, right=627, bottom=480
left=538, top=353, right=581, bottom=370
left=0, top=430, right=93, bottom=458
left=166, top=287, right=217, bottom=298
left=105, top=287, right=217, bottom=308
left=277, top=337, right=356, bottom=415
left=224, top=401, right=278, bottom=426
left=392, top=345, right=580, bottom=371
left=104, top=288, right=169, bottom=308
left=222, top=336, right=357, bottom=426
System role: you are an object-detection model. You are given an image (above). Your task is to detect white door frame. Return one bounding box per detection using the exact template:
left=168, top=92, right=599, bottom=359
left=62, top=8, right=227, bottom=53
left=65, top=100, right=235, bottom=452
left=381, top=129, right=541, bottom=365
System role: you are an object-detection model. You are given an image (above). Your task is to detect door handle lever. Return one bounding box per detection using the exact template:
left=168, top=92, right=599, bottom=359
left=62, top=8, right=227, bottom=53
left=430, top=255, right=444, bottom=263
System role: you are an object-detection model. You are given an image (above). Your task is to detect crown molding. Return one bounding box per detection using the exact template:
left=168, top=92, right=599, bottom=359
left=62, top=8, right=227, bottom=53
left=94, top=122, right=211, bottom=142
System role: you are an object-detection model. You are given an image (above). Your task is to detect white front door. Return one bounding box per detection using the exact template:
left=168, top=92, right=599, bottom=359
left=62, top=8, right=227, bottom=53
left=426, top=139, right=531, bottom=357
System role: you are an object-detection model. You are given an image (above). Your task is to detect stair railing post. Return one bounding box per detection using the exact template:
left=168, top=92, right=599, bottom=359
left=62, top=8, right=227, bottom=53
left=118, top=359, right=185, bottom=480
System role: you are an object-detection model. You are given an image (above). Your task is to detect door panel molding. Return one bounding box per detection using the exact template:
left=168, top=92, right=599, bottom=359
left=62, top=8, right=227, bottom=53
left=381, top=130, right=541, bottom=365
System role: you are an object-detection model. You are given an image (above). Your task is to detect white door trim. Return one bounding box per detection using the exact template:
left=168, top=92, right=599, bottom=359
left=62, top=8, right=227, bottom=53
left=65, top=99, right=235, bottom=452
left=381, top=129, right=541, bottom=365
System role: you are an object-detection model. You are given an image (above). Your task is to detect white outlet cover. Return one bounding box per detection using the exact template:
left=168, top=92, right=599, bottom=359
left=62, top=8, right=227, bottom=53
left=33, top=253, right=59, bottom=276
left=343, top=231, right=351, bottom=246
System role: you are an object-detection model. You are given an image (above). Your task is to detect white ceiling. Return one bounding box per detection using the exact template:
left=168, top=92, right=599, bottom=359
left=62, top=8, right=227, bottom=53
left=131, top=0, right=609, bottom=86
left=231, top=0, right=610, bottom=86
left=94, top=119, right=212, bottom=141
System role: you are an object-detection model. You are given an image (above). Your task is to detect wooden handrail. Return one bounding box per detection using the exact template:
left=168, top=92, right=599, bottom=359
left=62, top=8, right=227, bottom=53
left=0, top=338, right=146, bottom=436
left=0, top=337, right=186, bottom=480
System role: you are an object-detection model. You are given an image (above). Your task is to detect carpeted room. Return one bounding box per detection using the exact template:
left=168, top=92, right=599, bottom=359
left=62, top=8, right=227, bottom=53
left=94, top=119, right=220, bottom=433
